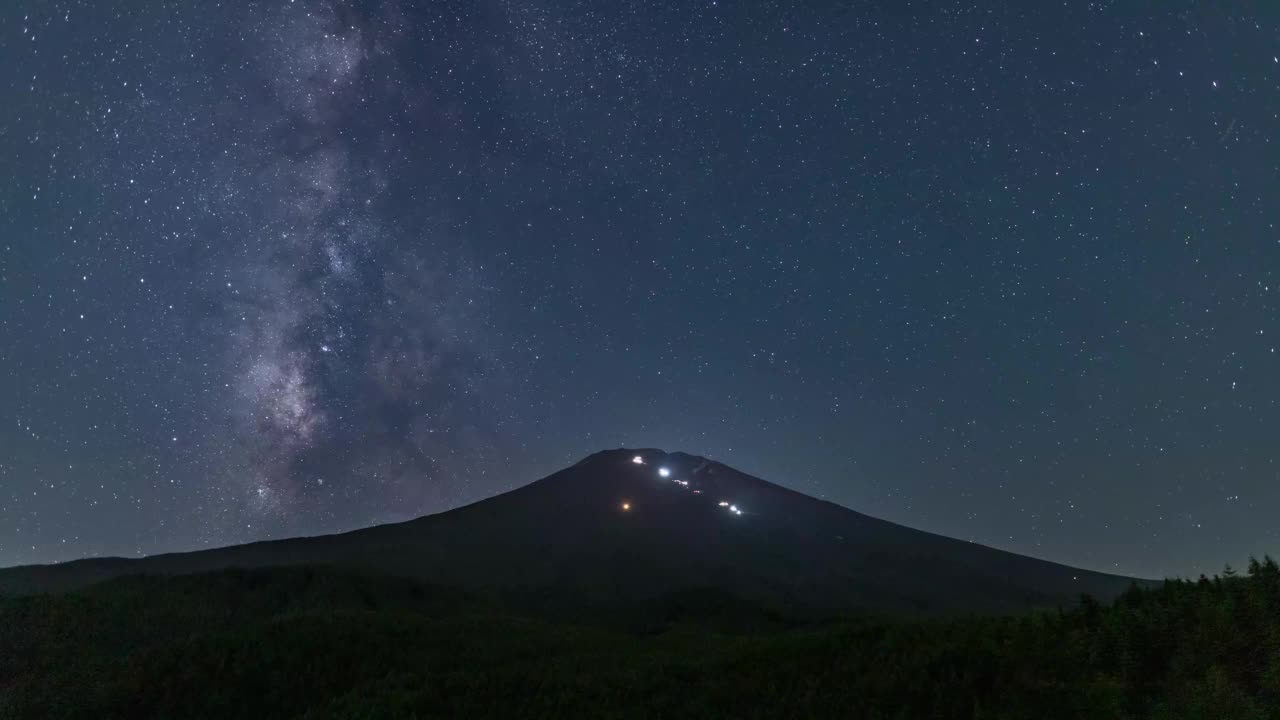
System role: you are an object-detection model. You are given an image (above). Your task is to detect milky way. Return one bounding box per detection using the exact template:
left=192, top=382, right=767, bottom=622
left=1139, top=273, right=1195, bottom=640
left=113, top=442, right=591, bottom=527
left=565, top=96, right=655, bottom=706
left=212, top=3, right=510, bottom=525
left=2, top=1, right=1278, bottom=578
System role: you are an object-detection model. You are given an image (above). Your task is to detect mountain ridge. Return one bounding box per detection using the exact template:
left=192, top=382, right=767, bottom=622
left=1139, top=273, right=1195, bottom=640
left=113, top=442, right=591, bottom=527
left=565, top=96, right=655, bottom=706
left=0, top=448, right=1149, bottom=614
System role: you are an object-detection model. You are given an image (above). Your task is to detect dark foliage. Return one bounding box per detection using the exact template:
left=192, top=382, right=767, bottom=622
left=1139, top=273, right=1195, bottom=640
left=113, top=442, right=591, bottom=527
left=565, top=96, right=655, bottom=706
left=3, top=559, right=1279, bottom=719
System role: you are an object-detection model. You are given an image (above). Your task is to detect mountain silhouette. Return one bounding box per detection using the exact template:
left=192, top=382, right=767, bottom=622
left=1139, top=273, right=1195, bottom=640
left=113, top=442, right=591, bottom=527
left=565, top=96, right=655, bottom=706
left=0, top=449, right=1144, bottom=614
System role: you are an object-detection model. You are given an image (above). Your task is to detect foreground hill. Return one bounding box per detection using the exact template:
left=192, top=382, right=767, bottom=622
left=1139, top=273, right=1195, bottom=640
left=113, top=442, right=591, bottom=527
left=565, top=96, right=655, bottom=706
left=0, top=449, right=1141, bottom=614
left=2, top=562, right=1279, bottom=719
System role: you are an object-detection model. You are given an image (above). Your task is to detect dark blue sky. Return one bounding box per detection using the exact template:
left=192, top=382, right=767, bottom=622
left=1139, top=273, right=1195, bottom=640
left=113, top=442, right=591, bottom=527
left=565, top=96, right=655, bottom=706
left=2, top=1, right=1277, bottom=579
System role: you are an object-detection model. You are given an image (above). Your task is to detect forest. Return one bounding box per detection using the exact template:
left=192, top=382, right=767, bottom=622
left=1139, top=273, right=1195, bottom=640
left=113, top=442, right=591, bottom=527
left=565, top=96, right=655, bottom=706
left=3, top=558, right=1279, bottom=719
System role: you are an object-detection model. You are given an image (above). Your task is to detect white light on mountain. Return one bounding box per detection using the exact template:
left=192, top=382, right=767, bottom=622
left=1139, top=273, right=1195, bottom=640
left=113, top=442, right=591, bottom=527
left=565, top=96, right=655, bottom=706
left=718, top=501, right=729, bottom=507
left=631, top=456, right=644, bottom=465
left=658, top=467, right=671, bottom=478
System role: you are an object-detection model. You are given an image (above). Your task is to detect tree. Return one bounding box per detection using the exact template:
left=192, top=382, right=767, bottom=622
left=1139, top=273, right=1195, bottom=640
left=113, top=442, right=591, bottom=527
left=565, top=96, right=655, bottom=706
left=1262, top=556, right=1279, bottom=576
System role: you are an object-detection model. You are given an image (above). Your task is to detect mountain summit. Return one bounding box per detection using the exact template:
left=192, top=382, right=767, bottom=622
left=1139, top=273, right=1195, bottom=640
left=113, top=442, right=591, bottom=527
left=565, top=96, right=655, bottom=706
left=0, top=449, right=1142, bottom=613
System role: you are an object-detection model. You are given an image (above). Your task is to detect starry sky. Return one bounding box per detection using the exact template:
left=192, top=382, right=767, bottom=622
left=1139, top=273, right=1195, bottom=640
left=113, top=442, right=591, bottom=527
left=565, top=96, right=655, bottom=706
left=2, top=1, right=1277, bottom=579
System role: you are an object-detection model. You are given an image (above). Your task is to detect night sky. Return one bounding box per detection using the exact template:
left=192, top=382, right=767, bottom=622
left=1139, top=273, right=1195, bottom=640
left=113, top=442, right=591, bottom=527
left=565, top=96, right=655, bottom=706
left=2, top=1, right=1277, bottom=579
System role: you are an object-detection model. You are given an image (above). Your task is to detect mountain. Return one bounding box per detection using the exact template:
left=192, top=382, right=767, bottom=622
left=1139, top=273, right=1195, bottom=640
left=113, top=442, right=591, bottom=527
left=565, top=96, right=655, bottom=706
left=0, top=449, right=1145, bottom=614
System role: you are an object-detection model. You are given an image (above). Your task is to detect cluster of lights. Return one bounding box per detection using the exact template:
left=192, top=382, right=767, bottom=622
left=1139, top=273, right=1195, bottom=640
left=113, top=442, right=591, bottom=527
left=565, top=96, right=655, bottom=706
left=624, top=456, right=745, bottom=516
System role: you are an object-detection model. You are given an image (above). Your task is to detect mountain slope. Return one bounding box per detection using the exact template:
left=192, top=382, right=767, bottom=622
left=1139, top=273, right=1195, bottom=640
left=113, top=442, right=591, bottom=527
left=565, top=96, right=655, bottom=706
left=0, top=449, right=1145, bottom=613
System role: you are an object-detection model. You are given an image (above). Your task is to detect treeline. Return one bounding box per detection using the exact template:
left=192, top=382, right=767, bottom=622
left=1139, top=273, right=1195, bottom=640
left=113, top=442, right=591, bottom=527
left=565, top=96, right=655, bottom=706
left=1, top=560, right=1279, bottom=719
